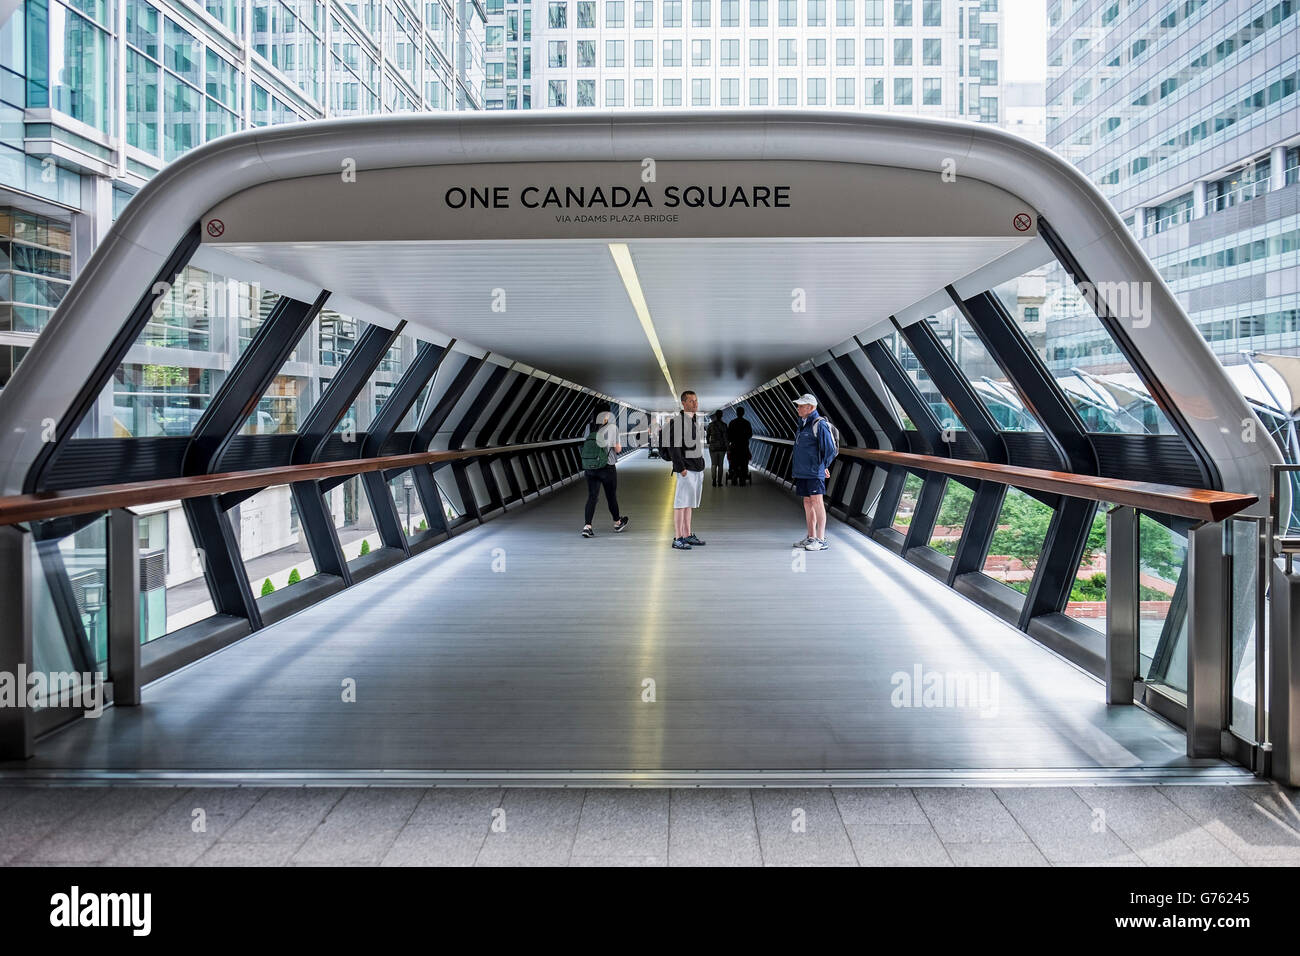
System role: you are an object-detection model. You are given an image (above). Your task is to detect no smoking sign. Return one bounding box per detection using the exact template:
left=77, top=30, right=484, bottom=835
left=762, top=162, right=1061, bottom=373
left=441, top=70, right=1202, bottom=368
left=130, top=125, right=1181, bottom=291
left=1013, top=212, right=1033, bottom=232
left=206, top=219, right=225, bottom=237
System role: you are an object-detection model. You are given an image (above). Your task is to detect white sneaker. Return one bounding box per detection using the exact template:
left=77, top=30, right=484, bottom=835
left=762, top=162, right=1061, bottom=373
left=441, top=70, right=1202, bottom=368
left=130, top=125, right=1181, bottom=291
left=803, top=539, right=826, bottom=551
left=793, top=536, right=813, bottom=548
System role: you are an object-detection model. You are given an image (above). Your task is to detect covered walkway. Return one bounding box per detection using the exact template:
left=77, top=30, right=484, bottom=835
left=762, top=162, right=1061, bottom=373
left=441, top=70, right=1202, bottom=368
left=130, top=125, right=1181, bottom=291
left=4, top=456, right=1232, bottom=783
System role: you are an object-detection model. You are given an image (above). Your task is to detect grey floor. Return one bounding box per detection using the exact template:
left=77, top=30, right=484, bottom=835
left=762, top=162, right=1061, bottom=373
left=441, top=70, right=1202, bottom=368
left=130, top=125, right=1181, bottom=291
left=1, top=783, right=1298, bottom=866
left=4, top=457, right=1231, bottom=776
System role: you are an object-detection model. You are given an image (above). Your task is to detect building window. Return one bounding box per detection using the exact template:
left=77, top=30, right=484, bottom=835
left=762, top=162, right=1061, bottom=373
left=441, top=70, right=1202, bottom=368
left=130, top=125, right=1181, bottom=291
left=750, top=76, right=768, bottom=104
left=750, top=0, right=768, bottom=25
left=836, top=76, right=854, bottom=104
left=663, top=77, right=682, bottom=105
left=778, top=38, right=797, bottom=65
left=693, top=38, right=711, bottom=64
left=836, top=0, right=853, bottom=23
left=635, top=39, right=653, bottom=65
left=979, top=95, right=997, bottom=122
left=894, top=0, right=911, bottom=25
left=693, top=0, right=711, bottom=24
left=664, top=0, right=682, bottom=24
left=863, top=0, right=882, bottom=24
left=778, top=76, right=798, bottom=104
left=808, top=38, right=826, bottom=65
left=807, top=77, right=826, bottom=105
left=634, top=78, right=654, bottom=105
left=922, top=37, right=941, bottom=65
left=750, top=38, right=768, bottom=65
left=606, top=78, right=624, bottom=105
left=720, top=77, right=740, bottom=104
left=548, top=1, right=567, bottom=26
left=577, top=0, right=597, bottom=25
left=894, top=38, right=911, bottom=65
left=864, top=77, right=883, bottom=104
left=549, top=40, right=567, bottom=67
left=779, top=0, right=796, bottom=24
left=548, top=79, right=567, bottom=106
left=807, top=0, right=825, bottom=25
left=720, top=38, right=740, bottom=65
left=864, top=37, right=883, bottom=65
left=606, top=0, right=625, bottom=25
left=720, top=0, right=739, bottom=24
left=922, top=0, right=939, bottom=25
left=577, top=79, right=596, bottom=105
left=635, top=0, right=654, bottom=25
left=922, top=77, right=941, bottom=105
left=607, top=39, right=624, bottom=66
left=836, top=37, right=853, bottom=65
left=663, top=39, right=682, bottom=65
left=692, top=77, right=710, bottom=104
left=577, top=40, right=596, bottom=66
left=894, top=76, right=912, bottom=104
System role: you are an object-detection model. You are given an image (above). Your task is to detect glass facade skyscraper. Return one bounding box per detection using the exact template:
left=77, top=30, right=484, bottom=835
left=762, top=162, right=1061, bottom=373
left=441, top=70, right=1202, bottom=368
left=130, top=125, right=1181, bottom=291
left=483, top=0, right=1004, bottom=115
left=1046, top=0, right=1300, bottom=377
left=0, top=0, right=486, bottom=387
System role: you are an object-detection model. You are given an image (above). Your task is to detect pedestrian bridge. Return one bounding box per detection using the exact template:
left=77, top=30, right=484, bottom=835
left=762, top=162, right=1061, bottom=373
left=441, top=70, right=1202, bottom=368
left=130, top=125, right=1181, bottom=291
left=0, top=111, right=1293, bottom=786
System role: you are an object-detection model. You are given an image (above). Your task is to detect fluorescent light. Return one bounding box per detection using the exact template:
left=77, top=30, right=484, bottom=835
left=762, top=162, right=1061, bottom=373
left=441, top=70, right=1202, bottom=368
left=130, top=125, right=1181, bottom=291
left=609, top=242, right=676, bottom=401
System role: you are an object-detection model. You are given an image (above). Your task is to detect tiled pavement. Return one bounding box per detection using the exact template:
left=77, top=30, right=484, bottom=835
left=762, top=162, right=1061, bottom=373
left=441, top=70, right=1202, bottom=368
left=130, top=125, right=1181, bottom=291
left=2, top=784, right=1299, bottom=866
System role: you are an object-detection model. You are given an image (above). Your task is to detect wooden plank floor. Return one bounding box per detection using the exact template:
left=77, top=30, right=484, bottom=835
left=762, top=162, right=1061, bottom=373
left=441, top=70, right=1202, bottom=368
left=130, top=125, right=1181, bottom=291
left=7, top=455, right=1224, bottom=775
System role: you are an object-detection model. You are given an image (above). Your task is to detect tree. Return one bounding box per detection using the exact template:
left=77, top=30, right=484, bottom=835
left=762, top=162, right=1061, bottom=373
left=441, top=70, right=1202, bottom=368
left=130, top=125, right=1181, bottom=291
left=935, top=481, right=974, bottom=530
left=261, top=577, right=275, bottom=596
left=287, top=568, right=301, bottom=585
left=988, top=490, right=1054, bottom=570
left=359, top=539, right=371, bottom=556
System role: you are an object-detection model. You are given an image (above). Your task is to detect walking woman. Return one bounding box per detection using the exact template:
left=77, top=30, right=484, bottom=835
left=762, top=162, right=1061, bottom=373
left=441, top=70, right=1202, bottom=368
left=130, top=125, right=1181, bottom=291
left=706, top=409, right=729, bottom=487
left=580, top=410, right=630, bottom=537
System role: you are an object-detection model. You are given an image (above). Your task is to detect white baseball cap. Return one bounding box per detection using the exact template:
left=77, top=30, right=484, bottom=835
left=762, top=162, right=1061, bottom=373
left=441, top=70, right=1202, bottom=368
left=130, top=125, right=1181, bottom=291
left=791, top=393, right=818, bottom=407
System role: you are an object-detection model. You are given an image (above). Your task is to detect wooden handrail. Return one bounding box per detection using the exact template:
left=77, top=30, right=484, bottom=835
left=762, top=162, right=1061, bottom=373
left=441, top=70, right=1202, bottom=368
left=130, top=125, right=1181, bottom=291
left=838, top=447, right=1257, bottom=523
left=0, top=438, right=584, bottom=526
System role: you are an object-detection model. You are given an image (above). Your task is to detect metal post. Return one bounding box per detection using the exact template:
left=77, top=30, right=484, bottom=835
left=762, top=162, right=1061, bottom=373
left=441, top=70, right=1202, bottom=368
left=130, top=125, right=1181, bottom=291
left=0, top=524, right=34, bottom=758
left=107, top=508, right=142, bottom=706
left=1269, top=556, right=1300, bottom=785
left=1105, top=505, right=1139, bottom=705
left=1186, top=520, right=1228, bottom=758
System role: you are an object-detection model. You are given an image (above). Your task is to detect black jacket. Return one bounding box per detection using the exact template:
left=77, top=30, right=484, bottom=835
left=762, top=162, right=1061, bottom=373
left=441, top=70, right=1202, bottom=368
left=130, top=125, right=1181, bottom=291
left=666, top=412, right=706, bottom=472
left=726, top=416, right=753, bottom=450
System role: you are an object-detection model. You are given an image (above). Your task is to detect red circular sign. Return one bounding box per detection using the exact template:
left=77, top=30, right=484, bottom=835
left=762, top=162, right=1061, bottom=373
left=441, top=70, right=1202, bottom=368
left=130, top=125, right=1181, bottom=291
left=206, top=219, right=225, bottom=237
left=1013, top=213, right=1032, bottom=232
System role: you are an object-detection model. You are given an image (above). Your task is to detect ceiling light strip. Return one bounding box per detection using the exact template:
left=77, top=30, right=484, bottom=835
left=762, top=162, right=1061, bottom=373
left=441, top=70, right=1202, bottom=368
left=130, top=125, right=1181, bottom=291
left=609, top=242, right=676, bottom=401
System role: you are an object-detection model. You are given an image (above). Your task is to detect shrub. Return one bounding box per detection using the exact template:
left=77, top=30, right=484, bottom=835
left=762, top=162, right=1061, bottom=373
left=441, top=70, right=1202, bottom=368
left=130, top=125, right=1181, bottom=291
left=261, top=578, right=275, bottom=596
left=359, top=539, right=371, bottom=556
left=417, top=519, right=427, bottom=531
left=287, top=568, right=301, bottom=585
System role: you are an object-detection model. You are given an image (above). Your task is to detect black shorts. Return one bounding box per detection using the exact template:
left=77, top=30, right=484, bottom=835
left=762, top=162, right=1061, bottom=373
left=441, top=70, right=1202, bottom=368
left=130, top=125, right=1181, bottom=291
left=795, top=476, right=826, bottom=497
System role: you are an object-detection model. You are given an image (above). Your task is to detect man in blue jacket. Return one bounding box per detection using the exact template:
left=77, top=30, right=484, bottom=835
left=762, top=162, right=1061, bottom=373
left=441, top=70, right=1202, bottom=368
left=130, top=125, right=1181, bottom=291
left=791, top=393, right=838, bottom=551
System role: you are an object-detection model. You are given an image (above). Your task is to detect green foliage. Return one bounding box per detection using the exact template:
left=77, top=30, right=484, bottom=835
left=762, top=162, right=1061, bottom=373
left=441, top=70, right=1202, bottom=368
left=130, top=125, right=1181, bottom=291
left=359, top=539, right=371, bottom=556
left=988, top=490, right=1054, bottom=570
left=1138, top=516, right=1180, bottom=579
left=1071, top=572, right=1107, bottom=602
left=935, top=481, right=974, bottom=529
left=261, top=577, right=274, bottom=596
left=417, top=519, right=427, bottom=531
left=287, top=568, right=301, bottom=585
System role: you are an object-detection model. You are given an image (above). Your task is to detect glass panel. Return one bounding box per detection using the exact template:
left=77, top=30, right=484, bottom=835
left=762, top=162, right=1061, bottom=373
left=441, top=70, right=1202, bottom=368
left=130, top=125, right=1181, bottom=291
left=1065, top=502, right=1108, bottom=633
left=234, top=485, right=318, bottom=597
left=76, top=268, right=272, bottom=439
left=894, top=333, right=962, bottom=429
left=993, top=264, right=1176, bottom=434
left=892, top=472, right=922, bottom=533
left=983, top=486, right=1052, bottom=593
left=1228, top=518, right=1260, bottom=739
left=1138, top=513, right=1189, bottom=693
left=333, top=476, right=383, bottom=563
left=932, top=306, right=1042, bottom=432
left=136, top=501, right=217, bottom=636
left=30, top=515, right=110, bottom=698
left=929, top=478, right=971, bottom=556
left=388, top=472, right=428, bottom=538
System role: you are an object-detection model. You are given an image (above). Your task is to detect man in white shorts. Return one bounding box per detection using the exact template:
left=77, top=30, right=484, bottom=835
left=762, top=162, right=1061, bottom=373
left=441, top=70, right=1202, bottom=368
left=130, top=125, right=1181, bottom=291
left=666, top=390, right=707, bottom=550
